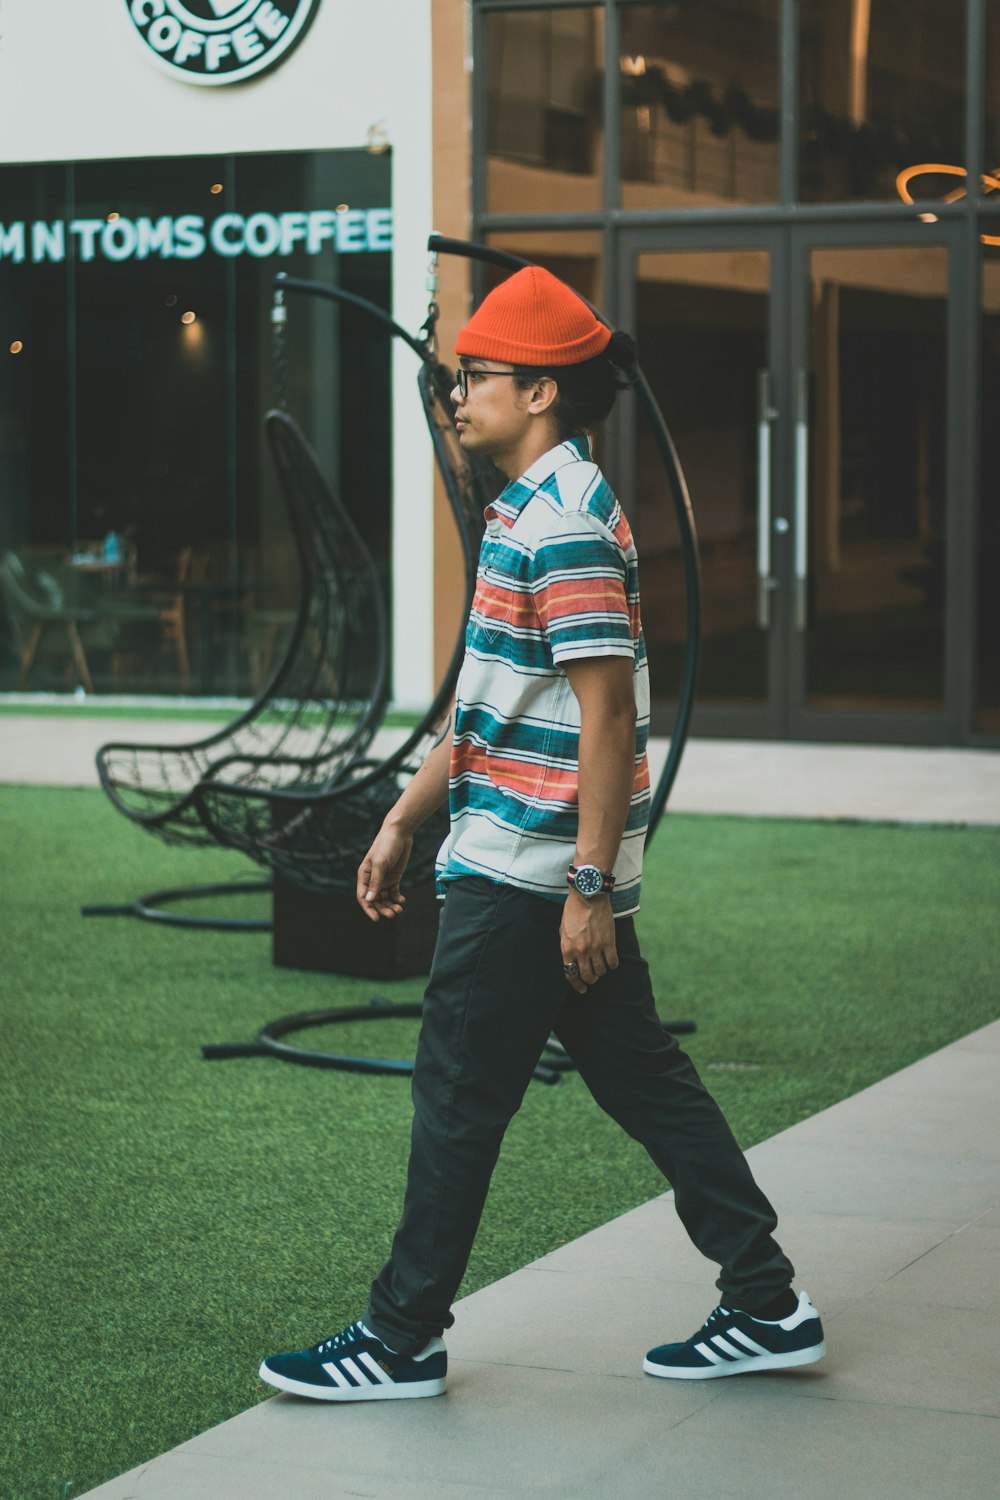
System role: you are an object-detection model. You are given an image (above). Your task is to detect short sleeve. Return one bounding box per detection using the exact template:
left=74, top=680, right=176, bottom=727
left=530, top=513, right=635, bottom=664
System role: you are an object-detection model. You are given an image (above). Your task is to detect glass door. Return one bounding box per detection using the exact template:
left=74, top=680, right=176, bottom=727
left=620, top=223, right=964, bottom=743
left=619, top=227, right=786, bottom=738
left=787, top=226, right=962, bottom=741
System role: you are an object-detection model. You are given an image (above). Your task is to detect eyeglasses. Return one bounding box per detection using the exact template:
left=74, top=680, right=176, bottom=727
left=455, top=367, right=522, bottom=399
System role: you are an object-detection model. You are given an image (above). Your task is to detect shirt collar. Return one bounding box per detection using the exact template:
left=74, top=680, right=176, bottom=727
left=485, top=435, right=593, bottom=528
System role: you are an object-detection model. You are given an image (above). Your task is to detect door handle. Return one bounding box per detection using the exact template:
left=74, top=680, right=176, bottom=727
left=756, top=369, right=778, bottom=628
left=793, top=369, right=809, bottom=631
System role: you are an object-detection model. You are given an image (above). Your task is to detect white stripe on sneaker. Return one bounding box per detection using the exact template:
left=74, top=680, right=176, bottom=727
left=710, top=1335, right=748, bottom=1360
left=340, top=1357, right=372, bottom=1386
left=694, top=1342, right=726, bottom=1364
left=728, top=1327, right=771, bottom=1356
left=321, top=1362, right=352, bottom=1388
left=357, top=1351, right=394, bottom=1384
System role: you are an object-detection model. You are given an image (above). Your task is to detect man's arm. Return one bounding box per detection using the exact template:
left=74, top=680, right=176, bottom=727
left=560, top=655, right=637, bottom=993
left=356, top=702, right=455, bottom=922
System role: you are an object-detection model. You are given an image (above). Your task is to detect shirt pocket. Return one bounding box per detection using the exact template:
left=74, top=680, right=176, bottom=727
left=473, top=561, right=514, bottom=644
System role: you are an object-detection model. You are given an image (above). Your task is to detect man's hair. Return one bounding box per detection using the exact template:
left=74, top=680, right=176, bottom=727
left=511, top=330, right=638, bottom=440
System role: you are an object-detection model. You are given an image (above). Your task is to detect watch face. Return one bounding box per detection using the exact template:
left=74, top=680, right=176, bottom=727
left=574, top=865, right=605, bottom=897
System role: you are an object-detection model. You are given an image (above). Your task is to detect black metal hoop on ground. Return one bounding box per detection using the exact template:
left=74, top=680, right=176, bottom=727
left=202, top=998, right=588, bottom=1085
left=82, top=880, right=272, bottom=931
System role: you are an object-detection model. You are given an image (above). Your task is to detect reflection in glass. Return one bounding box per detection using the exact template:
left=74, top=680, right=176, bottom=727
left=483, top=229, right=603, bottom=307
left=485, top=7, right=603, bottom=215
left=0, top=152, right=392, bottom=698
left=805, top=246, right=947, bottom=712
left=800, top=0, right=965, bottom=204
left=0, top=165, right=70, bottom=557
left=989, top=0, right=1000, bottom=196
left=620, top=2, right=779, bottom=209
left=636, top=250, right=770, bottom=706
left=978, top=242, right=1000, bottom=734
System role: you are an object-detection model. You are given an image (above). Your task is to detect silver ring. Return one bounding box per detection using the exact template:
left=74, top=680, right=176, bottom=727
left=563, top=962, right=580, bottom=976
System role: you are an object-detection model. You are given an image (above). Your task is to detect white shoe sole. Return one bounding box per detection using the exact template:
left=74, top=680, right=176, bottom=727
left=259, top=1363, right=446, bottom=1400
left=643, top=1340, right=826, bottom=1380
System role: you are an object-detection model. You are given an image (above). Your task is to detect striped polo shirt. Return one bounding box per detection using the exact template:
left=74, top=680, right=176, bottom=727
left=436, top=435, right=651, bottom=916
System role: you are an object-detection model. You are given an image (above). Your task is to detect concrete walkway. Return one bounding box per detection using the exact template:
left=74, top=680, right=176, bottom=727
left=84, top=1019, right=1000, bottom=1499
left=2, top=711, right=999, bottom=823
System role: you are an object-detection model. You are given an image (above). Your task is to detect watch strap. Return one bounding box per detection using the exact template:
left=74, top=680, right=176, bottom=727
left=567, top=864, right=616, bottom=892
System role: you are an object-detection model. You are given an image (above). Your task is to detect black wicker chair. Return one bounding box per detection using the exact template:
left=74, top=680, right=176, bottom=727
left=192, top=359, right=489, bottom=895
left=94, top=412, right=391, bottom=852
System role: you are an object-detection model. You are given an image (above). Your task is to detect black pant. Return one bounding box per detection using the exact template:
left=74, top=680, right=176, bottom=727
left=366, top=877, right=794, bottom=1354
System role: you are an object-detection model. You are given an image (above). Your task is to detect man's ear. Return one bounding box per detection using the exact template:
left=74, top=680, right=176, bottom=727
left=526, top=376, right=559, bottom=416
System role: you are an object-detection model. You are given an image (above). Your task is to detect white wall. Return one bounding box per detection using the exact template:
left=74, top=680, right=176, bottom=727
left=0, top=0, right=435, bottom=704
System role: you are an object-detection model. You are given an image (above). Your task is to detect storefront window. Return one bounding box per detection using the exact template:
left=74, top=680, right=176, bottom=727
left=804, top=245, right=948, bottom=714
left=988, top=0, right=1000, bottom=194
left=485, top=7, right=604, bottom=214
left=0, top=149, right=391, bottom=698
left=483, top=228, right=603, bottom=303
left=978, top=239, right=1000, bottom=735
left=799, top=0, right=965, bottom=205
left=635, top=247, right=770, bottom=706
left=619, top=1, right=780, bottom=210
left=979, top=12, right=1000, bottom=734
left=0, top=164, right=71, bottom=559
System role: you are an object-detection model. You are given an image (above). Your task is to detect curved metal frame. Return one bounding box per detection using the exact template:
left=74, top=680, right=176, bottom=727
left=87, top=276, right=434, bottom=929
left=82, top=880, right=272, bottom=931
left=202, top=999, right=575, bottom=1085
left=93, top=279, right=409, bottom=843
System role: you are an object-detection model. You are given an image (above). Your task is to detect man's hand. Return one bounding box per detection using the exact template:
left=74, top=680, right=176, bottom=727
left=560, top=889, right=619, bottom=994
left=356, top=823, right=414, bottom=922
left=354, top=698, right=455, bottom=924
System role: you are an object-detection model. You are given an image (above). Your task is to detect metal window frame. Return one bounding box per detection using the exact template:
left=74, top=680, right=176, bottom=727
left=469, top=0, right=996, bottom=746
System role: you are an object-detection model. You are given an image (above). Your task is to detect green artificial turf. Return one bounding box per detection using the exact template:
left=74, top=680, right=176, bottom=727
left=2, top=784, right=998, bottom=1499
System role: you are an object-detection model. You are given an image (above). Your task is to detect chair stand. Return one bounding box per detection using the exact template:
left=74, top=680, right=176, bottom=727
left=201, top=997, right=569, bottom=1085
left=81, top=879, right=272, bottom=931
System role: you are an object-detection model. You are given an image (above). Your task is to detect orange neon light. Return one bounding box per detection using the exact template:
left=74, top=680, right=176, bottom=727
left=895, top=164, right=1000, bottom=245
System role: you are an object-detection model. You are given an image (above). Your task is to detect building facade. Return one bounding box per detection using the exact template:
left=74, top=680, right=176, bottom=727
left=463, top=0, right=1000, bottom=747
left=1, top=0, right=997, bottom=748
left=0, top=0, right=439, bottom=706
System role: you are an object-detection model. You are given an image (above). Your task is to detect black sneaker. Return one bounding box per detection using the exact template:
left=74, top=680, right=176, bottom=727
left=644, top=1291, right=826, bottom=1380
left=259, top=1319, right=447, bottom=1401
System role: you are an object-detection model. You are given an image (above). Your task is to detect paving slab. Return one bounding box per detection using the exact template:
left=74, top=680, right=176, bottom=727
left=82, top=1018, right=1000, bottom=1499
left=610, top=1393, right=1000, bottom=1500
left=3, top=711, right=998, bottom=824
left=658, top=737, right=1000, bottom=824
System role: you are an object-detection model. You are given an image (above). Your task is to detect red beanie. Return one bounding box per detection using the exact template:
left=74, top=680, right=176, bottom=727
left=455, top=266, right=612, bottom=367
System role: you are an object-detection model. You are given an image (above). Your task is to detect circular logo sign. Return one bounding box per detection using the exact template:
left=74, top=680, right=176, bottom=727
left=125, top=0, right=321, bottom=87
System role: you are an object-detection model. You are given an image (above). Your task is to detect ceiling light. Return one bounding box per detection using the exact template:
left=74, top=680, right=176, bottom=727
left=181, top=311, right=197, bottom=325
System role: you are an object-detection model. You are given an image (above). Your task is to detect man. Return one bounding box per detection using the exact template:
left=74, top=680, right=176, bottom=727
left=259, top=267, right=825, bottom=1401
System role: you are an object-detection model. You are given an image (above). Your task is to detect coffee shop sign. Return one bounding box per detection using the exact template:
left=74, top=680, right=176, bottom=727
left=125, top=0, right=321, bottom=86
left=0, top=209, right=393, bottom=265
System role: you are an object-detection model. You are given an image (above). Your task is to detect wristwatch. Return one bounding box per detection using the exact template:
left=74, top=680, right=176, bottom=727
left=567, top=864, right=616, bottom=899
